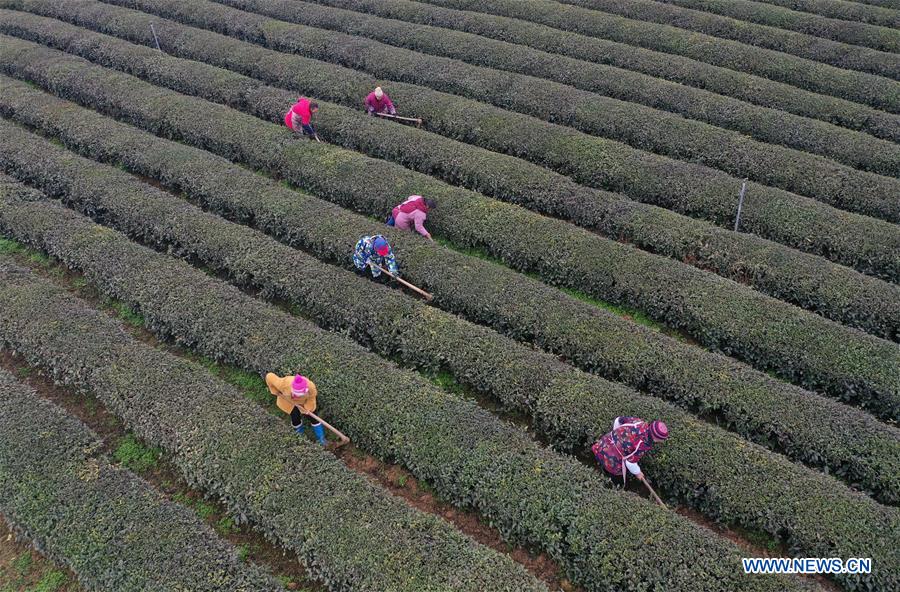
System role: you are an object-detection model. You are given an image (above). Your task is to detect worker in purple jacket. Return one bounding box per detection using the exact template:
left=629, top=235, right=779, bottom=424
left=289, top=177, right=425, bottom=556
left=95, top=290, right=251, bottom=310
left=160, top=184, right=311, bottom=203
left=364, top=87, right=396, bottom=116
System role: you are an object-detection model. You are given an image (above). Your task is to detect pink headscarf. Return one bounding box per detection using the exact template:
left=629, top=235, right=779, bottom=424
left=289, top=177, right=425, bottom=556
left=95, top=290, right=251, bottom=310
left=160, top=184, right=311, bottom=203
left=291, top=375, right=309, bottom=398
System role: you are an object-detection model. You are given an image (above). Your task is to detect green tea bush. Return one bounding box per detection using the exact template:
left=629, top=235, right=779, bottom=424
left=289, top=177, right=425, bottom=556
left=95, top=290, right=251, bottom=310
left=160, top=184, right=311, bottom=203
left=740, top=0, right=899, bottom=27
left=0, top=257, right=548, bottom=592
left=245, top=0, right=900, bottom=141
left=119, top=0, right=900, bottom=178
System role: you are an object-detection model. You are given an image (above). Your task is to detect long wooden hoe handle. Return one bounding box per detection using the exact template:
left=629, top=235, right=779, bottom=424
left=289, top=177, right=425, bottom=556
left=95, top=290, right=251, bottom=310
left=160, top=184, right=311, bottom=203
left=640, top=476, right=668, bottom=509
left=304, top=409, right=351, bottom=449
left=275, top=394, right=351, bottom=449
left=372, top=263, right=433, bottom=301
left=376, top=112, right=423, bottom=126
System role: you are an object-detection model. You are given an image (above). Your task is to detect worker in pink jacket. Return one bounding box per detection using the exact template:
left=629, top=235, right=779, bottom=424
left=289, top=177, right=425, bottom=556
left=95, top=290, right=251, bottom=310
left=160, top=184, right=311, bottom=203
left=389, top=195, right=436, bottom=240
left=364, top=87, right=396, bottom=116
left=284, top=97, right=319, bottom=138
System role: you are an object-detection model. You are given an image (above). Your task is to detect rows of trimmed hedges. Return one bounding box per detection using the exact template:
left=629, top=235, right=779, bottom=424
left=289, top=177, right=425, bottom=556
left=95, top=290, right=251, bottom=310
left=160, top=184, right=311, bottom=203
left=265, top=0, right=900, bottom=143
left=0, top=184, right=801, bottom=592
left=43, top=1, right=900, bottom=279
left=160, top=0, right=900, bottom=178
left=294, top=0, right=900, bottom=139
left=0, top=211, right=549, bottom=592
left=6, top=115, right=899, bottom=552
left=755, top=0, right=900, bottom=26
left=5, top=48, right=898, bottom=416
left=3, top=43, right=898, bottom=416
left=861, top=0, right=900, bottom=10
left=413, top=0, right=900, bottom=112
left=650, top=0, right=900, bottom=50
left=17, top=118, right=900, bottom=580
left=1, top=17, right=896, bottom=343
left=3, top=87, right=897, bottom=505
left=0, top=84, right=897, bottom=500
left=5, top=87, right=898, bottom=507
left=558, top=0, right=900, bottom=67
left=0, top=367, right=286, bottom=592
left=103, top=0, right=900, bottom=219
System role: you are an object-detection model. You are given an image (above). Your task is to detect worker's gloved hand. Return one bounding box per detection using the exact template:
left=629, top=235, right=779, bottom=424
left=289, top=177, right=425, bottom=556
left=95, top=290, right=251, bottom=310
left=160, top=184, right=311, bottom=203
left=388, top=106, right=397, bottom=115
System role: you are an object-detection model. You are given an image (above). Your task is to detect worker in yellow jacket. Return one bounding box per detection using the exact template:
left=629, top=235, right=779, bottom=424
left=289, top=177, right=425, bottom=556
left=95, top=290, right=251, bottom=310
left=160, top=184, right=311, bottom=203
left=265, top=373, right=326, bottom=445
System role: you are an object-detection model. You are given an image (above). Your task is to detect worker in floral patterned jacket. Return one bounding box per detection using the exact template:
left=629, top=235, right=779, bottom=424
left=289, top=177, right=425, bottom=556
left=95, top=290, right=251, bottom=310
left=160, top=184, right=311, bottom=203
left=364, top=86, right=396, bottom=116
left=352, top=235, right=400, bottom=278
left=592, top=416, right=669, bottom=484
left=265, top=373, right=326, bottom=445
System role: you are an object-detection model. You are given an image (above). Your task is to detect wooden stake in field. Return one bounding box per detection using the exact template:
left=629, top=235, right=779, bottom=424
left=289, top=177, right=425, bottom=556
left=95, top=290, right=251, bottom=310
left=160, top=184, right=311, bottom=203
left=639, top=475, right=667, bottom=509
left=376, top=112, right=423, bottom=128
left=273, top=393, right=351, bottom=449
left=733, top=179, right=748, bottom=232
left=371, top=263, right=433, bottom=301
left=149, top=24, right=162, bottom=52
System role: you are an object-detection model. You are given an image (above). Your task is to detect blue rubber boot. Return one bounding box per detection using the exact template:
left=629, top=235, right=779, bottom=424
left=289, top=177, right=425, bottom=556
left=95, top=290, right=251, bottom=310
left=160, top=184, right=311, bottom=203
left=293, top=423, right=305, bottom=436
left=312, top=423, right=326, bottom=446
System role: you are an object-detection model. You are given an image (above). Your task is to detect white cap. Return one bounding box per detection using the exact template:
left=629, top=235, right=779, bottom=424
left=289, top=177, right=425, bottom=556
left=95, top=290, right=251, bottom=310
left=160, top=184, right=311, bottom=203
left=374, top=87, right=384, bottom=99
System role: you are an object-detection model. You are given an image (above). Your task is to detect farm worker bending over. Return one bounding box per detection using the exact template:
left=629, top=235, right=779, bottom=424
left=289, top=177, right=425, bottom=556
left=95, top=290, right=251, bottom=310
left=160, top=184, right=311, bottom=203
left=265, top=373, right=326, bottom=445
left=353, top=235, right=399, bottom=278
left=389, top=195, right=436, bottom=240
left=364, top=86, right=396, bottom=116
left=284, top=97, right=319, bottom=138
left=592, top=416, right=668, bottom=484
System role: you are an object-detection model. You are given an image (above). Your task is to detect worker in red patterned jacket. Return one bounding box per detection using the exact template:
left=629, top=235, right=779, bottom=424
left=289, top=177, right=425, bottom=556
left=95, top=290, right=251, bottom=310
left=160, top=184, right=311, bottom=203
left=592, top=416, right=669, bottom=484
left=364, top=86, right=396, bottom=116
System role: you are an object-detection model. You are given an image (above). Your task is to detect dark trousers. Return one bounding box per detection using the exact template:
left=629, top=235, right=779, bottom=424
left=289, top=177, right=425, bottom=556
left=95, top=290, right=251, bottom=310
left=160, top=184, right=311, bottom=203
left=290, top=406, right=322, bottom=428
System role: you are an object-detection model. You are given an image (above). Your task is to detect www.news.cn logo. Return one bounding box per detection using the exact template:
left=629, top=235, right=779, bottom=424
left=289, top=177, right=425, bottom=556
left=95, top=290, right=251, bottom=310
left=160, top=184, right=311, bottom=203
left=742, top=557, right=872, bottom=575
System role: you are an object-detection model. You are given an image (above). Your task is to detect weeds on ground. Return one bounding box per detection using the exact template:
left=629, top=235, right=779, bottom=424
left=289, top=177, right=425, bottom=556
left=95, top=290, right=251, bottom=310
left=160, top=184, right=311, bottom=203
left=113, top=434, right=161, bottom=473
left=105, top=300, right=145, bottom=327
